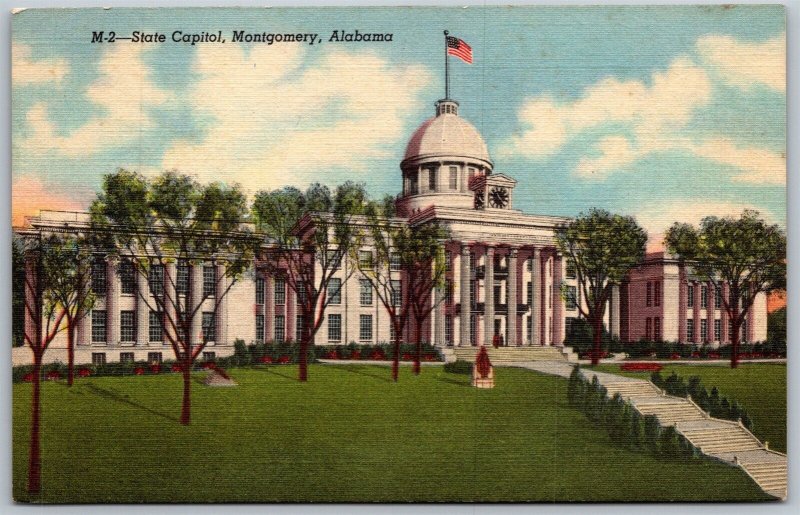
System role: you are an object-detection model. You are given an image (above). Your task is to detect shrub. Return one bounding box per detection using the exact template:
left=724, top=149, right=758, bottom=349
left=443, top=360, right=472, bottom=375
left=643, top=415, right=661, bottom=454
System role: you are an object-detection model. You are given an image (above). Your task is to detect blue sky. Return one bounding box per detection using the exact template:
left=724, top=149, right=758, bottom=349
left=11, top=5, right=785, bottom=241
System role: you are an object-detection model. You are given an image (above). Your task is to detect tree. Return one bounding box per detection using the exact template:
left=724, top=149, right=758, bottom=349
left=90, top=169, right=258, bottom=424
left=397, top=222, right=448, bottom=375
left=665, top=210, right=785, bottom=368
left=767, top=306, right=786, bottom=346
left=12, top=237, right=27, bottom=347
left=555, top=209, right=647, bottom=365
left=17, top=234, right=75, bottom=495
left=43, top=235, right=95, bottom=386
left=252, top=182, right=368, bottom=382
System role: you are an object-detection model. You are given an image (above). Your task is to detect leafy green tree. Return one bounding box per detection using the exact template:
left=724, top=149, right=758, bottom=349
left=767, top=306, right=786, bottom=346
left=555, top=209, right=647, bottom=365
left=90, top=169, right=258, bottom=425
left=359, top=196, right=448, bottom=380
left=17, top=234, right=79, bottom=494
left=252, top=182, right=368, bottom=382
left=665, top=210, right=785, bottom=368
left=12, top=237, right=26, bottom=347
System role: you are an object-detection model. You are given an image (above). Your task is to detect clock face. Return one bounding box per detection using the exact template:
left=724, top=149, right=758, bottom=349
left=489, top=187, right=509, bottom=208
left=474, top=190, right=485, bottom=209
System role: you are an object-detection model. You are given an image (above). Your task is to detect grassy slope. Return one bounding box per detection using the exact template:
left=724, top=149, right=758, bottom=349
left=13, top=365, right=771, bottom=502
left=593, top=363, right=786, bottom=453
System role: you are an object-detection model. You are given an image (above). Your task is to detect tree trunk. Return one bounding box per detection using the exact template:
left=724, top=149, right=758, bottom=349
left=27, top=356, right=42, bottom=495
left=180, top=361, right=191, bottom=425
left=731, top=316, right=741, bottom=369
left=413, top=317, right=423, bottom=376
left=591, top=316, right=603, bottom=366
left=66, top=323, right=75, bottom=387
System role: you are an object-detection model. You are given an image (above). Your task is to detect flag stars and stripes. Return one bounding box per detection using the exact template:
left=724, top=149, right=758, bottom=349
left=447, top=36, right=473, bottom=64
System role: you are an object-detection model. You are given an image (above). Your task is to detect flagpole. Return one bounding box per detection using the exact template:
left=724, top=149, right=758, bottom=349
left=444, top=30, right=449, bottom=99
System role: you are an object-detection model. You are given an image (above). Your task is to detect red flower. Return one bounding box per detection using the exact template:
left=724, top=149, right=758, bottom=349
left=134, top=367, right=145, bottom=375
left=22, top=373, right=34, bottom=382
left=620, top=363, right=662, bottom=372
left=370, top=350, right=386, bottom=360
left=200, top=361, right=216, bottom=370
left=325, top=352, right=337, bottom=359
left=78, top=368, right=92, bottom=377
left=691, top=352, right=701, bottom=358
left=149, top=364, right=161, bottom=374
left=171, top=364, right=183, bottom=372
left=278, top=355, right=290, bottom=364
left=670, top=353, right=681, bottom=360
left=259, top=356, right=273, bottom=364
left=402, top=353, right=412, bottom=361
left=351, top=351, right=361, bottom=359
left=45, top=371, right=61, bottom=380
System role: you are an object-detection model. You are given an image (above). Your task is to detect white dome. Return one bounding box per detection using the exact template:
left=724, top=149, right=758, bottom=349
left=403, top=111, right=491, bottom=165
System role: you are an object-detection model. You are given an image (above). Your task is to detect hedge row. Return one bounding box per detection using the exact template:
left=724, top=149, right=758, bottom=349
left=623, top=340, right=786, bottom=360
left=313, top=342, right=441, bottom=362
left=567, top=367, right=698, bottom=460
left=650, top=371, right=753, bottom=430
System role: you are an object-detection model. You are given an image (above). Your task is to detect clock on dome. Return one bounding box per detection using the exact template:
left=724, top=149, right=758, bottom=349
left=489, top=187, right=509, bottom=209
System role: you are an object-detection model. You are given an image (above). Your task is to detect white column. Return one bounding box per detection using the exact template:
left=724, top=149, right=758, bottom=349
left=265, top=275, right=274, bottom=342
left=106, top=257, right=120, bottom=345
left=136, top=263, right=149, bottom=345
left=610, top=284, right=620, bottom=339
left=190, top=262, right=204, bottom=346
left=215, top=262, right=227, bottom=345
left=553, top=252, right=565, bottom=345
left=434, top=281, right=445, bottom=347
left=484, top=246, right=495, bottom=346
left=531, top=248, right=541, bottom=346
left=459, top=243, right=471, bottom=346
left=507, top=249, right=518, bottom=346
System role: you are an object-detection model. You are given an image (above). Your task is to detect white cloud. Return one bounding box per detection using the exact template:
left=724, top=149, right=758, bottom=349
left=19, top=44, right=170, bottom=157
left=697, top=32, right=785, bottom=92
left=161, top=45, right=432, bottom=193
left=692, top=138, right=785, bottom=185
left=12, top=42, right=68, bottom=85
left=575, top=135, right=637, bottom=179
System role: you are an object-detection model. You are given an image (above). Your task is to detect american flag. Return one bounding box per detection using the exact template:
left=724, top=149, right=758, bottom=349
left=447, top=36, right=473, bottom=64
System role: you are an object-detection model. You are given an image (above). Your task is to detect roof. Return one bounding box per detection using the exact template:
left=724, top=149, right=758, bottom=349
left=403, top=113, right=491, bottom=165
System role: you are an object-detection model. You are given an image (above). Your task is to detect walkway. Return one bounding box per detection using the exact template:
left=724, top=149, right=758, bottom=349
left=516, top=361, right=788, bottom=500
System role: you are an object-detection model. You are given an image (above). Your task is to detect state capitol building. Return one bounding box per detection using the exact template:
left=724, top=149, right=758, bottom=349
left=16, top=96, right=767, bottom=366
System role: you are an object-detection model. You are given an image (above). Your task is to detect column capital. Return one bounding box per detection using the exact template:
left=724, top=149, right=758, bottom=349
left=509, top=247, right=519, bottom=258
left=460, top=243, right=471, bottom=255
left=485, top=245, right=495, bottom=255
left=532, top=247, right=541, bottom=258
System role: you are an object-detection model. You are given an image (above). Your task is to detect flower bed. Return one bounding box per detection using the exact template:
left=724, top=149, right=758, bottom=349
left=620, top=363, right=663, bottom=372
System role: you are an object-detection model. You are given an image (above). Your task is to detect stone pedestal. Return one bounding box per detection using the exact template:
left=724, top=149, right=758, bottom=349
left=471, top=364, right=495, bottom=388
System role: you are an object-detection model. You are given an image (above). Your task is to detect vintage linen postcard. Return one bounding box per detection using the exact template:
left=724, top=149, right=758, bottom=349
left=11, top=5, right=786, bottom=503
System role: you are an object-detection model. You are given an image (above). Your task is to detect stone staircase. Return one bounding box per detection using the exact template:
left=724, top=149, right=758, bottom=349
left=447, top=346, right=576, bottom=364
left=583, top=372, right=787, bottom=500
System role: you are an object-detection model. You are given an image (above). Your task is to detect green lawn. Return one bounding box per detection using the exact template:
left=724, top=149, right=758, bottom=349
left=14, top=365, right=773, bottom=502
left=593, top=363, right=786, bottom=453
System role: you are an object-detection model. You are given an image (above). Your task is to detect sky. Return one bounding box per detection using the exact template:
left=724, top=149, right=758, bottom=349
left=11, top=5, right=786, bottom=248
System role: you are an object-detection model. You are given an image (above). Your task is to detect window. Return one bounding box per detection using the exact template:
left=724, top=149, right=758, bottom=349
left=358, top=251, right=373, bottom=270
left=390, top=323, right=398, bottom=344
left=275, top=315, right=285, bottom=342
left=646, top=282, right=652, bottom=307
left=296, top=281, right=307, bottom=306
left=203, top=265, right=216, bottom=297
left=296, top=314, right=304, bottom=342
left=445, top=314, right=453, bottom=345
left=202, top=312, right=215, bottom=342
left=428, top=167, right=437, bottom=191
left=359, top=314, right=373, bottom=342
left=527, top=281, right=533, bottom=305
left=444, top=279, right=453, bottom=305
left=360, top=279, right=373, bottom=306
left=566, top=286, right=577, bottom=311
left=120, top=352, right=135, bottom=363
left=494, top=284, right=502, bottom=305
left=654, top=317, right=661, bottom=340
left=391, top=279, right=402, bottom=307
left=715, top=286, right=722, bottom=309
left=645, top=317, right=652, bottom=340
left=700, top=286, right=708, bottom=308
left=390, top=252, right=402, bottom=271
left=147, top=352, right=162, bottom=364
left=326, top=250, right=341, bottom=270
left=328, top=278, right=342, bottom=305
left=700, top=319, right=707, bottom=341
left=409, top=171, right=418, bottom=195
left=328, top=314, right=341, bottom=342
left=91, top=260, right=107, bottom=295
left=176, top=260, right=189, bottom=295
left=120, top=311, right=136, bottom=342
left=445, top=252, right=452, bottom=272
left=91, top=352, right=106, bottom=365
left=275, top=279, right=286, bottom=305
left=255, top=314, right=264, bottom=343
left=91, top=310, right=107, bottom=343
left=255, top=277, right=265, bottom=305
left=149, top=310, right=163, bottom=342
left=654, top=281, right=661, bottom=307
left=687, top=319, right=694, bottom=341
left=202, top=352, right=216, bottom=361
left=742, top=320, right=748, bottom=343
left=527, top=315, right=532, bottom=344
left=566, top=259, right=577, bottom=279
left=120, top=261, right=136, bottom=295
left=149, top=264, right=164, bottom=296
left=687, top=284, right=694, bottom=308
left=470, top=280, right=476, bottom=307
left=449, top=166, right=458, bottom=189
left=470, top=315, right=476, bottom=345
left=714, top=319, right=721, bottom=341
